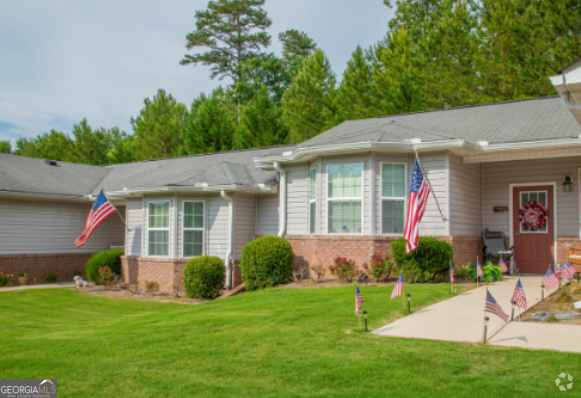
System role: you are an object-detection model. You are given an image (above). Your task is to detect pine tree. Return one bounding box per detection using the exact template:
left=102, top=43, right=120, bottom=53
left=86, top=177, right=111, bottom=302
left=180, top=0, right=272, bottom=82
left=131, top=89, right=188, bottom=160
left=14, top=130, right=74, bottom=161
left=70, top=119, right=114, bottom=165
left=236, top=53, right=291, bottom=105
left=279, top=29, right=317, bottom=66
left=282, top=50, right=337, bottom=143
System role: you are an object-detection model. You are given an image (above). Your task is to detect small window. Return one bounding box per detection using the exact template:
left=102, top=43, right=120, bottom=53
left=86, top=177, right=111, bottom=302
left=183, top=201, right=204, bottom=257
left=381, top=163, right=406, bottom=234
left=327, top=163, right=363, bottom=233
left=148, top=202, right=170, bottom=256
left=310, top=167, right=317, bottom=233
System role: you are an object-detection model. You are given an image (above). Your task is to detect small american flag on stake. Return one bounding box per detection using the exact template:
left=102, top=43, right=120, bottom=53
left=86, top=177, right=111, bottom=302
left=476, top=258, right=484, bottom=278
left=499, top=257, right=509, bottom=274
left=355, top=286, right=364, bottom=317
left=485, top=290, right=508, bottom=322
left=391, top=274, right=404, bottom=299
left=511, top=278, right=527, bottom=310
left=563, top=260, right=576, bottom=280
left=542, top=267, right=560, bottom=291
left=75, top=190, right=116, bottom=248
left=403, top=158, right=430, bottom=253
left=450, top=264, right=455, bottom=283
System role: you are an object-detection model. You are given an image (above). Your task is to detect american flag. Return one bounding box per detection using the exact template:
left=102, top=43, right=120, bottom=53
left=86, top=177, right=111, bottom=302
left=556, top=263, right=563, bottom=278
left=391, top=274, right=404, bottom=299
left=355, top=286, right=364, bottom=317
left=541, top=267, right=560, bottom=290
left=511, top=278, right=527, bottom=310
left=499, top=257, right=509, bottom=273
left=450, top=264, right=455, bottom=283
left=75, top=190, right=116, bottom=248
left=563, top=260, right=577, bottom=280
left=404, top=158, right=430, bottom=253
left=476, top=258, right=484, bottom=278
left=485, top=290, right=508, bottom=322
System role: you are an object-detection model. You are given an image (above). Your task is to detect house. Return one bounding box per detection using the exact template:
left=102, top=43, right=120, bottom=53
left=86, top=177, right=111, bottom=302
left=3, top=65, right=581, bottom=291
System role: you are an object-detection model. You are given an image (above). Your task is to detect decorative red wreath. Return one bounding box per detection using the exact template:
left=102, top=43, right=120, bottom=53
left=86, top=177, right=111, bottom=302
left=518, top=200, right=547, bottom=231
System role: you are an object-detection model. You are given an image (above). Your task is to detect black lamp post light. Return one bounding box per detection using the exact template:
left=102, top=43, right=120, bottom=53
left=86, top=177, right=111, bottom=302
left=541, top=284, right=545, bottom=301
left=363, top=310, right=368, bottom=332
left=407, top=293, right=411, bottom=314
left=483, top=316, right=490, bottom=344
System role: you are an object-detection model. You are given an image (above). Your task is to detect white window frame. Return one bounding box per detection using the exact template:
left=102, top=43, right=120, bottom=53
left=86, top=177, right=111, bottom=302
left=182, top=200, right=206, bottom=258
left=380, top=162, right=407, bottom=235
left=326, top=161, right=364, bottom=235
left=146, top=200, right=171, bottom=257
left=518, top=190, right=549, bottom=234
left=309, top=167, right=317, bottom=234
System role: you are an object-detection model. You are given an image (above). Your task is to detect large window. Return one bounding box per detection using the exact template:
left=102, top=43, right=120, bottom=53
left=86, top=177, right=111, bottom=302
left=148, top=201, right=170, bottom=256
left=381, top=163, right=406, bottom=234
left=310, top=167, right=317, bottom=234
left=183, top=201, right=204, bottom=257
left=327, top=163, right=363, bottom=234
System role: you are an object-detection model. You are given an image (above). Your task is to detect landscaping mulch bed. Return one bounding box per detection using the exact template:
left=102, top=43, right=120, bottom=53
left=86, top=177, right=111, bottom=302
left=79, top=284, right=205, bottom=305
left=519, top=280, right=581, bottom=325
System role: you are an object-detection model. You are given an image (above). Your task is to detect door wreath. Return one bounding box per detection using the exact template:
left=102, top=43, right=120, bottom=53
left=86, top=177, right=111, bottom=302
left=518, top=200, right=547, bottom=231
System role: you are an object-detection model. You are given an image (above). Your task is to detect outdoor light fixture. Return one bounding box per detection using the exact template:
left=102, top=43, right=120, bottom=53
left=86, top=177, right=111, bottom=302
left=407, top=293, right=411, bottom=314
left=360, top=273, right=369, bottom=286
left=563, top=175, right=573, bottom=192
left=363, top=310, right=368, bottom=332
left=511, top=302, right=515, bottom=321
left=483, top=316, right=490, bottom=344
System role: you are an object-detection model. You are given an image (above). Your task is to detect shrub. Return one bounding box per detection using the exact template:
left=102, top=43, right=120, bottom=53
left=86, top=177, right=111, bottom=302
left=391, top=237, right=453, bottom=275
left=368, top=252, right=395, bottom=282
left=239, top=235, right=294, bottom=291
left=310, top=264, right=327, bottom=283
left=329, top=257, right=358, bottom=283
left=86, top=249, right=124, bottom=284
left=0, top=271, right=13, bottom=287
left=97, top=266, right=118, bottom=287
left=471, top=262, right=503, bottom=283
left=184, top=255, right=225, bottom=299
left=454, top=265, right=474, bottom=281
left=44, top=272, right=59, bottom=283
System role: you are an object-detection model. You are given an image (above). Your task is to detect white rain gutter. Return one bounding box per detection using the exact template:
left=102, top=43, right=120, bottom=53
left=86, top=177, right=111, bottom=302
left=221, top=190, right=234, bottom=289
left=561, top=93, right=581, bottom=110
left=106, top=184, right=275, bottom=198
left=273, top=161, right=286, bottom=237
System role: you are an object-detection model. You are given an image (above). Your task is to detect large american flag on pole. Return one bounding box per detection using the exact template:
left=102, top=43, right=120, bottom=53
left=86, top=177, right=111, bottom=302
left=485, top=290, right=509, bottom=322
left=355, top=286, right=364, bottom=317
left=75, top=190, right=116, bottom=248
left=404, top=158, right=430, bottom=253
left=542, top=267, right=560, bottom=290
left=391, top=274, right=404, bottom=299
left=511, top=278, right=527, bottom=310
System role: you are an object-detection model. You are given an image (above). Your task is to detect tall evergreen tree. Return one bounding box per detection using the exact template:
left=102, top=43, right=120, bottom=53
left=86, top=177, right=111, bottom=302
left=282, top=50, right=337, bottom=143
left=0, top=140, right=11, bottom=154
left=14, top=130, right=74, bottom=161
left=69, top=119, right=114, bottom=165
left=131, top=89, right=188, bottom=160
left=236, top=53, right=291, bottom=105
left=279, top=29, right=317, bottom=66
left=107, top=129, right=134, bottom=164
left=180, top=0, right=272, bottom=82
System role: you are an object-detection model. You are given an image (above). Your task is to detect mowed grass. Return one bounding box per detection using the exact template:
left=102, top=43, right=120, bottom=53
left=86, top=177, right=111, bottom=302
left=0, top=285, right=578, bottom=397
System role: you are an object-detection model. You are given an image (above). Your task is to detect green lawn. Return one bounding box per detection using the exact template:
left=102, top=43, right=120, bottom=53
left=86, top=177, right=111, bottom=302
left=0, top=285, right=578, bottom=397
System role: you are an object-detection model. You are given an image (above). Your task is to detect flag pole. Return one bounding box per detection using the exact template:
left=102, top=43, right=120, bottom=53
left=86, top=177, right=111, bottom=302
left=482, top=287, right=488, bottom=343
left=518, top=274, right=521, bottom=322
left=476, top=256, right=479, bottom=287
left=100, top=191, right=133, bottom=231
left=414, top=150, right=447, bottom=221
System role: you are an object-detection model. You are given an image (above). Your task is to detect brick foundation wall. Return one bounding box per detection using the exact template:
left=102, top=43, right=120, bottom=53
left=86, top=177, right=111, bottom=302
left=0, top=253, right=94, bottom=284
left=121, top=256, right=242, bottom=293
left=449, top=236, right=483, bottom=266
left=556, top=236, right=581, bottom=270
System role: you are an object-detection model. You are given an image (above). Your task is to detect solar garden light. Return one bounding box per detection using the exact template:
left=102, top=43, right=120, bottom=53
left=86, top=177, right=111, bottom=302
left=407, top=293, right=411, bottom=314
left=360, top=273, right=368, bottom=286
left=483, top=316, right=490, bottom=344
left=541, top=284, right=545, bottom=301
left=511, top=302, right=516, bottom=321
left=454, top=286, right=457, bottom=295
left=363, top=310, right=368, bottom=332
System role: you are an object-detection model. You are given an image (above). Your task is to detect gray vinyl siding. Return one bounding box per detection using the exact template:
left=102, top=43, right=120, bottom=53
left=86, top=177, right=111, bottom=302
left=256, top=193, right=279, bottom=236
left=0, top=198, right=125, bottom=254
left=205, top=195, right=230, bottom=258
left=482, top=156, right=581, bottom=237
left=417, top=152, right=449, bottom=236
left=286, top=165, right=309, bottom=235
left=234, top=192, right=256, bottom=258
left=125, top=198, right=142, bottom=255
left=449, top=152, right=482, bottom=236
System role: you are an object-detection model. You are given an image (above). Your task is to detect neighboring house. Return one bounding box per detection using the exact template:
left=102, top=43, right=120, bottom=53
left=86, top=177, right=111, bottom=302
left=3, top=65, right=581, bottom=291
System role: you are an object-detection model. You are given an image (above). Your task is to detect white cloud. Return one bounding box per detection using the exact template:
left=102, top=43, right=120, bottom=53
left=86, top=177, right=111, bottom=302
left=0, top=0, right=393, bottom=142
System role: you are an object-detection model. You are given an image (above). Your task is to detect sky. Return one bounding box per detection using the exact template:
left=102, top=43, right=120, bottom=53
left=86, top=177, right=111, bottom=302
left=0, top=1, right=394, bottom=144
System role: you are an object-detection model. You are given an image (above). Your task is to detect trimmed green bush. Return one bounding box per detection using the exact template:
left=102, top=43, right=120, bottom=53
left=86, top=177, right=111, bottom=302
left=240, top=235, right=294, bottom=291
left=391, top=238, right=453, bottom=283
left=183, top=255, right=225, bottom=299
left=471, top=262, right=503, bottom=283
left=86, top=249, right=124, bottom=284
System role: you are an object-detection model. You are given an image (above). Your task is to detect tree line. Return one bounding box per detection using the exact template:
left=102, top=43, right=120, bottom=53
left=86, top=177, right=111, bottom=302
left=2, top=0, right=580, bottom=164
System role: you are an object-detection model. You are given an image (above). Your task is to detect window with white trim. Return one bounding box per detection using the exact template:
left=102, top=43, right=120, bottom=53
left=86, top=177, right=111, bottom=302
left=310, top=167, right=317, bottom=234
left=148, top=201, right=170, bottom=256
left=382, top=163, right=406, bottom=234
left=327, top=163, right=362, bottom=234
left=183, top=201, right=205, bottom=257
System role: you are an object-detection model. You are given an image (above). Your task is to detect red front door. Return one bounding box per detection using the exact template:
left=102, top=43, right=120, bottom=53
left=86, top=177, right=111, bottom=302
left=512, top=185, right=554, bottom=274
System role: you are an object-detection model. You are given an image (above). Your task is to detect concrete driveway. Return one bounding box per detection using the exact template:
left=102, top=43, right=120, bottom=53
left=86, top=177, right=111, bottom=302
left=373, top=276, right=581, bottom=353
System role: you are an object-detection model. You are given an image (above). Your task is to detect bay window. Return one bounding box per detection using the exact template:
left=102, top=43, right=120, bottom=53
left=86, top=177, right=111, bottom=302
left=381, top=163, right=406, bottom=234
left=148, top=201, right=170, bottom=256
left=327, top=163, right=363, bottom=234
left=183, top=201, right=204, bottom=257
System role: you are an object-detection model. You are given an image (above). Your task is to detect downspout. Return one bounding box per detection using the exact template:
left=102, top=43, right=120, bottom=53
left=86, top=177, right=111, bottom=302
left=273, top=161, right=287, bottom=237
left=561, top=93, right=581, bottom=110
left=221, top=190, right=234, bottom=289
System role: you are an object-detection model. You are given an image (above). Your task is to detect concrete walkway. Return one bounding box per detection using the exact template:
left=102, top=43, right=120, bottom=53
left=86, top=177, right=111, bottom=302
left=373, top=276, right=581, bottom=353
left=0, top=282, right=76, bottom=292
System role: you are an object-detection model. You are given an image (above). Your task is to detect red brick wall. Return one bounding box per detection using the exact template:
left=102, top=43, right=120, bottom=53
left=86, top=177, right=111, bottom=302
left=449, top=236, right=483, bottom=266
left=0, top=253, right=94, bottom=284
